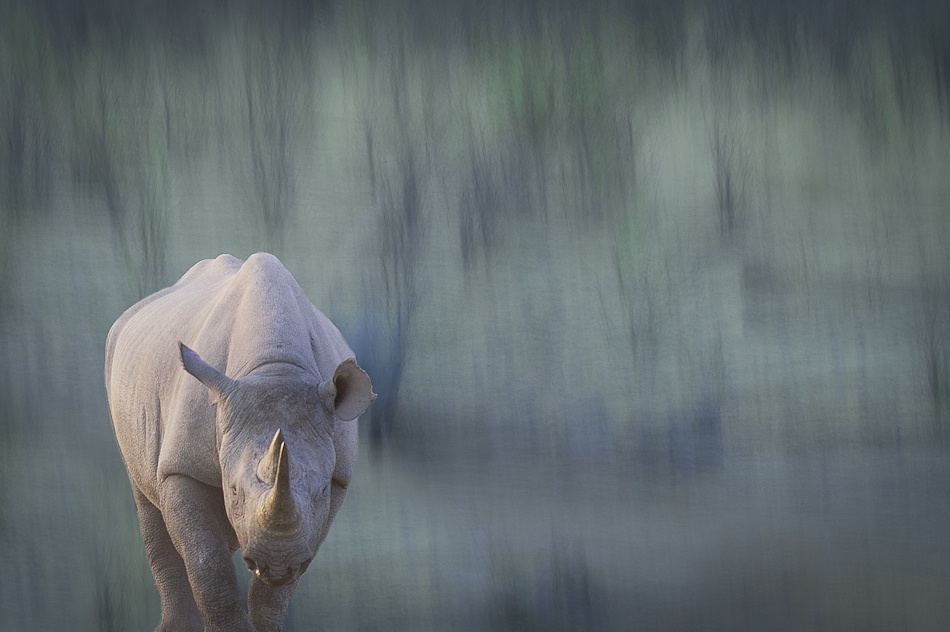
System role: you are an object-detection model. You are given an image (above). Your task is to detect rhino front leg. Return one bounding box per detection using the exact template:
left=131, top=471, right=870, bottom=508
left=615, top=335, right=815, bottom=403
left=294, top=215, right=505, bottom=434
left=248, top=576, right=298, bottom=632
left=160, top=474, right=256, bottom=632
left=133, top=487, right=204, bottom=632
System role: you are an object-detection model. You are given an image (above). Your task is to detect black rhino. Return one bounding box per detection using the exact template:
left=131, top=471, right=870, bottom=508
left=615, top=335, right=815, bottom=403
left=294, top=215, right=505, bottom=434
left=105, top=253, right=375, bottom=632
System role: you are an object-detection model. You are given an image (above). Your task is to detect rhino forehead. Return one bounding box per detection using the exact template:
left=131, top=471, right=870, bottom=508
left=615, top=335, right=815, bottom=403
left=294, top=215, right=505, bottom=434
left=242, top=378, right=334, bottom=431
left=229, top=376, right=325, bottom=422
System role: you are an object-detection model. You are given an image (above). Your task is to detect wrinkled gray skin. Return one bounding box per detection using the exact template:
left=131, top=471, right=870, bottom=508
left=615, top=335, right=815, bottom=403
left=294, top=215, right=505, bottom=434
left=105, top=253, right=375, bottom=632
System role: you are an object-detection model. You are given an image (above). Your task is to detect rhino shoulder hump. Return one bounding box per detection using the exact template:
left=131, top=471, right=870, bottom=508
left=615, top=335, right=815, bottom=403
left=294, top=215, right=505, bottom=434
left=175, top=254, right=242, bottom=287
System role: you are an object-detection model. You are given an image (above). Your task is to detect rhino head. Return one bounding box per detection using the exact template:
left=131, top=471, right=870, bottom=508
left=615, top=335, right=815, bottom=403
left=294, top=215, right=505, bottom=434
left=178, top=343, right=373, bottom=586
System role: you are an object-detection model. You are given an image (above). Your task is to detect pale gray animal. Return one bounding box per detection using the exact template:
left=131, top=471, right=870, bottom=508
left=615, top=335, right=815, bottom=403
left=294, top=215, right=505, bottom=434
left=105, top=253, right=375, bottom=632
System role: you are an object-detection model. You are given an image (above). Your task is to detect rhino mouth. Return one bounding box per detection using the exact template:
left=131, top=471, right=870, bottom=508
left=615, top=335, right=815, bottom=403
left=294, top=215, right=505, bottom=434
left=260, top=569, right=296, bottom=587
left=244, top=556, right=312, bottom=586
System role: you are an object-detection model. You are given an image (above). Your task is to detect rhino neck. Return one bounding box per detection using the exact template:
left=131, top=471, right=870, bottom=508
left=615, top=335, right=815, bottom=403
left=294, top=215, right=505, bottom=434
left=245, top=358, right=315, bottom=380
left=223, top=261, right=318, bottom=379
left=224, top=339, right=317, bottom=379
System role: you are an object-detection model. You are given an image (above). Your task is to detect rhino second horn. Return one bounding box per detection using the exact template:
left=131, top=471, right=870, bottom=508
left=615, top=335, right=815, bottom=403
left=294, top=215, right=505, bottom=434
left=257, top=428, right=284, bottom=485
left=257, top=439, right=300, bottom=533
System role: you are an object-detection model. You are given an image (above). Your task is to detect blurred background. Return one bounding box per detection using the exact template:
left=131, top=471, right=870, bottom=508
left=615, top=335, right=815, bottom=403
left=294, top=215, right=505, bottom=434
left=2, top=0, right=950, bottom=629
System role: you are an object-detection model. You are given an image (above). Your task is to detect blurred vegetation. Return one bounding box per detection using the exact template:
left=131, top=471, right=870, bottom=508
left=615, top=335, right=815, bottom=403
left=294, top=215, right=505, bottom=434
left=2, top=0, right=950, bottom=629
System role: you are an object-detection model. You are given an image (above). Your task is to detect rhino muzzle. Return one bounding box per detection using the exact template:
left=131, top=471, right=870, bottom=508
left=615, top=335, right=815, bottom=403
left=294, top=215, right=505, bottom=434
left=257, top=429, right=301, bottom=534
left=244, top=555, right=312, bottom=586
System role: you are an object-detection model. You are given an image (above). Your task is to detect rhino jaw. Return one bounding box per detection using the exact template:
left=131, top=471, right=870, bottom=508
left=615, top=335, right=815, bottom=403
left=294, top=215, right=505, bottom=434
left=256, top=431, right=301, bottom=534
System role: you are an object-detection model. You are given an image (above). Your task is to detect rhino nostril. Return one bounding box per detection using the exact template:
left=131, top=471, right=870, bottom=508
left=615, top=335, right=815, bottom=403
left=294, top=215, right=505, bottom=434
left=244, top=557, right=258, bottom=574
left=299, top=558, right=313, bottom=574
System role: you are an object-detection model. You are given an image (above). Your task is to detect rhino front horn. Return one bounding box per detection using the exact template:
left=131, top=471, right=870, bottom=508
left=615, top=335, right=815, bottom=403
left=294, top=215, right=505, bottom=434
left=257, top=431, right=300, bottom=534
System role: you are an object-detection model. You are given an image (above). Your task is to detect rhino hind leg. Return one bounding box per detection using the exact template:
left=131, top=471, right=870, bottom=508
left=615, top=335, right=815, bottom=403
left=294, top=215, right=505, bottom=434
left=132, top=488, right=204, bottom=632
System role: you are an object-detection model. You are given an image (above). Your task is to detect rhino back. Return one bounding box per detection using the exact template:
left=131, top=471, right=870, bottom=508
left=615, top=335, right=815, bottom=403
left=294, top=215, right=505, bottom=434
left=106, top=253, right=355, bottom=503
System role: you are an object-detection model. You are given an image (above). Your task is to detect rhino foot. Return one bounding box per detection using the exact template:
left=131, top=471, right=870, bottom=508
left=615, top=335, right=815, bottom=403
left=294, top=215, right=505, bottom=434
left=154, top=616, right=203, bottom=632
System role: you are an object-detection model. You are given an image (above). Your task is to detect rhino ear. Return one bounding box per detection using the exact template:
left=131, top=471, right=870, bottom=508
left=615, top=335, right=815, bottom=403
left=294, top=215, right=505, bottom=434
left=319, top=359, right=376, bottom=421
left=179, top=342, right=236, bottom=400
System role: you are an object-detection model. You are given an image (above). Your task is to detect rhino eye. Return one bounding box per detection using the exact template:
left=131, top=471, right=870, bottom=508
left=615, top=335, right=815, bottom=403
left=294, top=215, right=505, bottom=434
left=229, top=485, right=244, bottom=511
